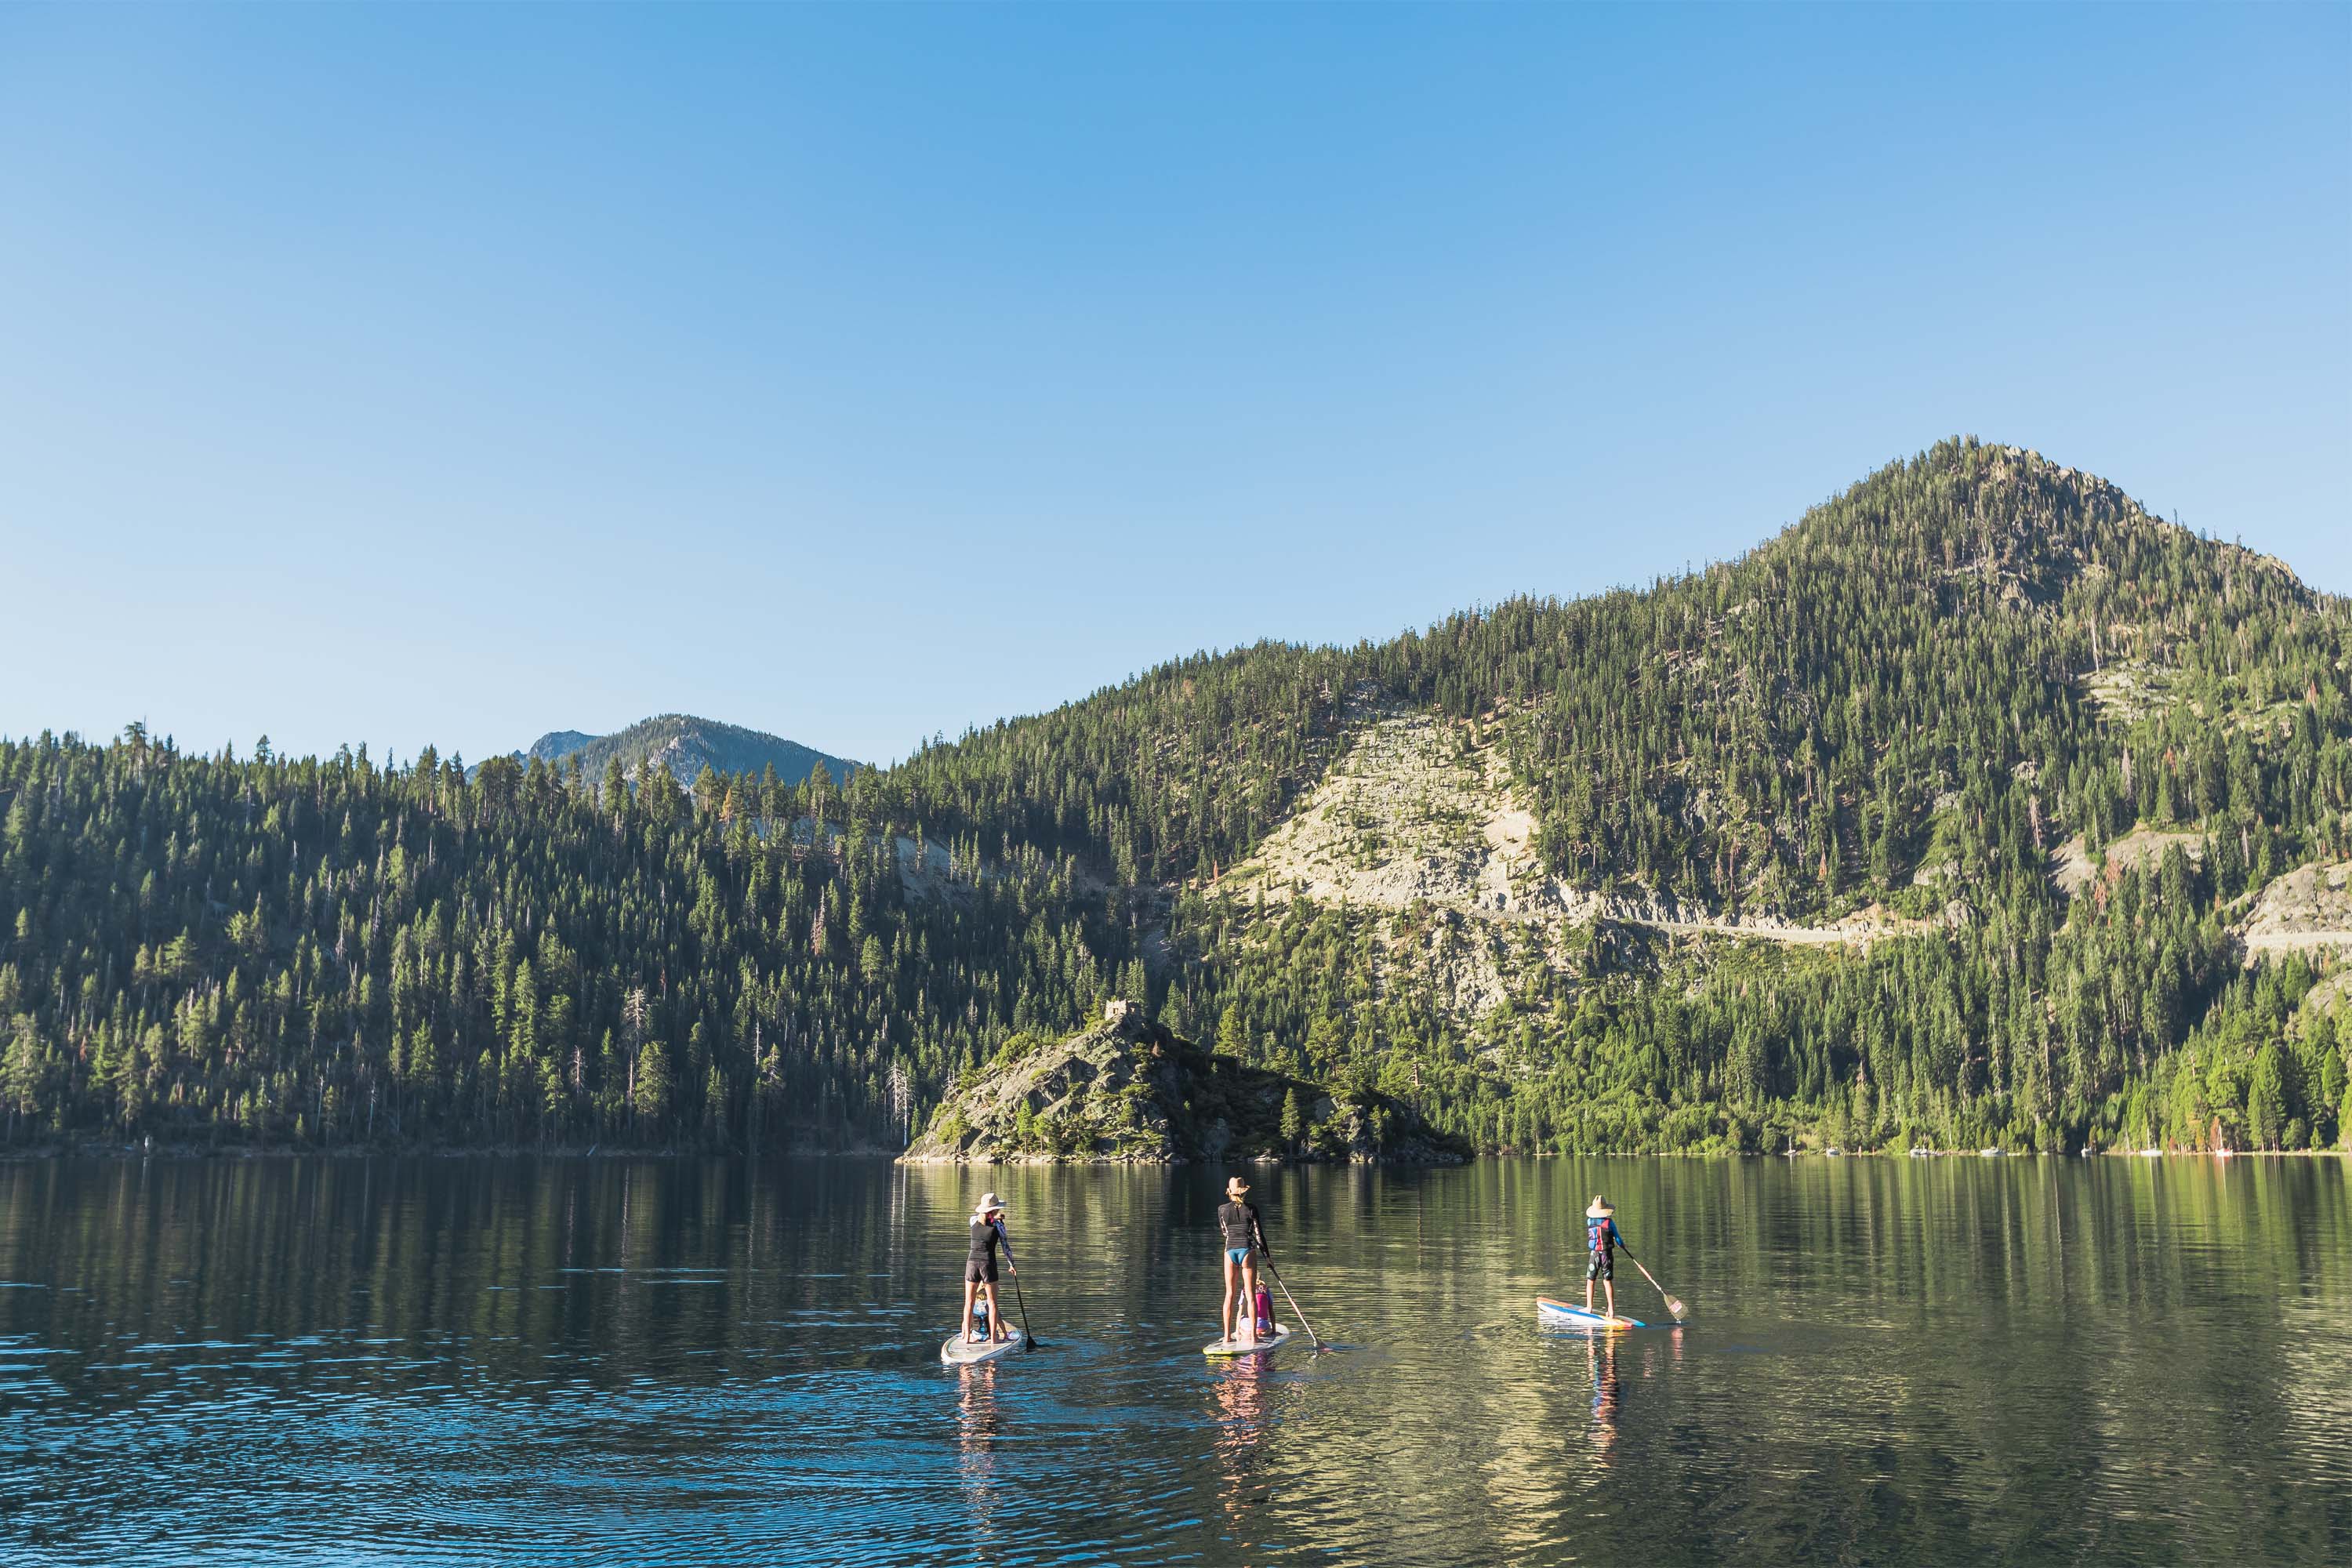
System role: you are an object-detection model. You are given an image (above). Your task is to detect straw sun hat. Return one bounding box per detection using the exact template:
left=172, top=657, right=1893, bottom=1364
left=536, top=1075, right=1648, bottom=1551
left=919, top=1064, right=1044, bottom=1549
left=971, top=1192, right=1007, bottom=1221
left=1585, top=1196, right=1614, bottom=1218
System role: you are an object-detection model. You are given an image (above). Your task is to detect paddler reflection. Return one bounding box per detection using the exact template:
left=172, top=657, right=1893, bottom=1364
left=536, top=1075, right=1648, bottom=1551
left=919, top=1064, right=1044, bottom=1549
left=1588, top=1334, right=1621, bottom=1462
left=1207, top=1352, right=1278, bottom=1540
left=1584, top=1323, right=1684, bottom=1465
left=955, top=1361, right=1007, bottom=1544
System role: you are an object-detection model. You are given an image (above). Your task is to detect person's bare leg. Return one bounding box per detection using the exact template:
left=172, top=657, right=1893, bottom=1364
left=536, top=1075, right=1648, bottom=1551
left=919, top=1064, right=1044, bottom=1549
left=1603, top=1278, right=1616, bottom=1320
left=1221, top=1254, right=1240, bottom=1343
left=1584, top=1273, right=1593, bottom=1313
left=1241, top=1259, right=1261, bottom=1342
left=986, top=1283, right=1009, bottom=1341
left=964, top=1279, right=981, bottom=1341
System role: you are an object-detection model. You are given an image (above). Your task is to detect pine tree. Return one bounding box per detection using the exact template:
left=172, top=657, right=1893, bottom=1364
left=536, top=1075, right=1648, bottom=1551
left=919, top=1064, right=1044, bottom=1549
left=633, top=1039, right=671, bottom=1131
left=2249, top=1046, right=2288, bottom=1149
left=602, top=757, right=630, bottom=823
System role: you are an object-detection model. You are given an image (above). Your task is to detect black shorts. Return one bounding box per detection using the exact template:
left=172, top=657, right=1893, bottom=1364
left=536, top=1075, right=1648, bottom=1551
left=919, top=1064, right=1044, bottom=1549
left=965, top=1260, right=998, bottom=1284
left=1585, top=1251, right=1613, bottom=1283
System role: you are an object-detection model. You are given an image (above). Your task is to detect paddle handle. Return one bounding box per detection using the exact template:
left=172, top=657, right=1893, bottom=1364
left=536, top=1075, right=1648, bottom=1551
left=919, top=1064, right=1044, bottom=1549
left=996, top=1231, right=1040, bottom=1348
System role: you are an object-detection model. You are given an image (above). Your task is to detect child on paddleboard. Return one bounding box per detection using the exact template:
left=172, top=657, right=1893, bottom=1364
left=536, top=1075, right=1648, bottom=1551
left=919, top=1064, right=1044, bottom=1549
left=964, top=1194, right=1015, bottom=1345
left=1217, top=1175, right=1273, bottom=1347
left=1584, top=1196, right=1626, bottom=1321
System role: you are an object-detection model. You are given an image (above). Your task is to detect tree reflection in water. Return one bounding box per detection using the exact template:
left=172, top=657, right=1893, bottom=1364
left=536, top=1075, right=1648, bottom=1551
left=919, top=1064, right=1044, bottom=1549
left=13, top=1157, right=2343, bottom=1567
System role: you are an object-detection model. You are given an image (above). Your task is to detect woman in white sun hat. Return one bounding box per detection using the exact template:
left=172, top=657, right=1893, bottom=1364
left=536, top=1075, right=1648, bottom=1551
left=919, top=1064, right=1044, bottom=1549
left=1215, top=1174, right=1272, bottom=1347
left=963, top=1193, right=1015, bottom=1345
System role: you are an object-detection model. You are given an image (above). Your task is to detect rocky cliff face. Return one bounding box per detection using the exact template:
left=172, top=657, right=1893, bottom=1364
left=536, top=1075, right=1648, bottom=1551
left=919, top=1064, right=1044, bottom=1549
left=2238, top=859, right=2352, bottom=959
left=900, top=1007, right=1465, bottom=1165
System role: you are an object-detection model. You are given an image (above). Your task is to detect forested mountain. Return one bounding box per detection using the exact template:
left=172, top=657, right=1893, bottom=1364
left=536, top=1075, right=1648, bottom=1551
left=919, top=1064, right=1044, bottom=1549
left=506, top=714, right=860, bottom=791
left=5, top=439, right=2349, bottom=1159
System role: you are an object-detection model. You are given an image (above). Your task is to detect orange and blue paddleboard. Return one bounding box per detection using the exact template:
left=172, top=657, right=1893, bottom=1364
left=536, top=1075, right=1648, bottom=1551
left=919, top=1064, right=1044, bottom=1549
left=1537, top=1296, right=1645, bottom=1330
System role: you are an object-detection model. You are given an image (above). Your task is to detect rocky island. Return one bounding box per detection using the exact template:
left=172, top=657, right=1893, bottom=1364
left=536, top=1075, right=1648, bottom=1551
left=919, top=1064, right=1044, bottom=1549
left=900, top=1004, right=1465, bottom=1165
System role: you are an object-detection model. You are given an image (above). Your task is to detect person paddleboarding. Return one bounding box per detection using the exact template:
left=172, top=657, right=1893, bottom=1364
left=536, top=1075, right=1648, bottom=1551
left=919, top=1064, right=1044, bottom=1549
left=1217, top=1175, right=1272, bottom=1348
left=1584, top=1196, right=1627, bottom=1321
left=963, top=1194, right=1015, bottom=1345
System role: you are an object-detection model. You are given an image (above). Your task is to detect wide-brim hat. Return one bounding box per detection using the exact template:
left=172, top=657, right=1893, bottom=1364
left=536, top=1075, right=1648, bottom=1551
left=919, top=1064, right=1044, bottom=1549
left=972, top=1192, right=1007, bottom=1218
left=1585, top=1198, right=1613, bottom=1218
left=1225, top=1175, right=1250, bottom=1195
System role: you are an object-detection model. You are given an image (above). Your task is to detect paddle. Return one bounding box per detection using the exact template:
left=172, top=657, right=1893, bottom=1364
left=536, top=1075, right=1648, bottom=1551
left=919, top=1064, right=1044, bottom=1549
left=997, top=1232, right=1043, bottom=1350
left=1616, top=1241, right=1687, bottom=1322
left=1258, top=1254, right=1334, bottom=1353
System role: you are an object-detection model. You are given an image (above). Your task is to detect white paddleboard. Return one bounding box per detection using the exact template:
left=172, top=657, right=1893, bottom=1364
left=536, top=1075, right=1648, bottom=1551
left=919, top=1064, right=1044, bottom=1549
left=1536, top=1296, right=1645, bottom=1330
left=942, top=1334, right=1022, bottom=1365
left=1203, top=1324, right=1291, bottom=1357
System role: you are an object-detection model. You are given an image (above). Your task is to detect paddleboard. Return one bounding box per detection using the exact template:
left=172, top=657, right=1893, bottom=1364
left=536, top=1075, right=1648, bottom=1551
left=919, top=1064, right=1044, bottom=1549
left=1203, top=1324, right=1292, bottom=1357
left=1536, top=1296, right=1645, bottom=1330
left=942, top=1334, right=1022, bottom=1365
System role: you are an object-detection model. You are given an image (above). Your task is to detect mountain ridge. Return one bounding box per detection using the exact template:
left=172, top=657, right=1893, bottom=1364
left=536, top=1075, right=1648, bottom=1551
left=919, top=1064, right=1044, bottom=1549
left=5, top=437, right=2348, bottom=1161
left=505, top=713, right=860, bottom=790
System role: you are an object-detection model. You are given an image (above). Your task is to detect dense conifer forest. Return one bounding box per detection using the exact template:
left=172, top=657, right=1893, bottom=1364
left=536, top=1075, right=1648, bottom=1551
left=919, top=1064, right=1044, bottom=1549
left=5, top=440, right=2350, bottom=1156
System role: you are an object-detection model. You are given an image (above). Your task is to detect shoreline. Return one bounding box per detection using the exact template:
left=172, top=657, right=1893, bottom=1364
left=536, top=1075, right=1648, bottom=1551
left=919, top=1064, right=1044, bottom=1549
left=8, top=1142, right=2341, bottom=1164
left=0, top=1141, right=908, bottom=1163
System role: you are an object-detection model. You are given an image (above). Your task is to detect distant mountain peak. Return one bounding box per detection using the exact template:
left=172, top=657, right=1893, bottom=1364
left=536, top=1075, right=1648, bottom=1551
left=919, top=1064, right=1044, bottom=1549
left=523, top=730, right=597, bottom=763
left=508, top=713, right=859, bottom=787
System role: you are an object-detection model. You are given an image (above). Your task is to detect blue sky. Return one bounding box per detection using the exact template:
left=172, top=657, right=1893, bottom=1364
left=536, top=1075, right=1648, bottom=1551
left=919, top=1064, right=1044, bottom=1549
left=3, top=5, right=2346, bottom=768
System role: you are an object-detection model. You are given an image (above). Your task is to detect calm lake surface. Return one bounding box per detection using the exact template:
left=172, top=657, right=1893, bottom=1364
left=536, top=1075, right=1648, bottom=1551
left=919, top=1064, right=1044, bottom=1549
left=2, top=1155, right=2347, bottom=1566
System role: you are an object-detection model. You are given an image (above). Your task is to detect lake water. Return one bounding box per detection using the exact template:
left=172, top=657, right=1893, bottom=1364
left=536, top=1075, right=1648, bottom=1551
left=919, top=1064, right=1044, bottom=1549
left=1, top=1155, right=2347, bottom=1566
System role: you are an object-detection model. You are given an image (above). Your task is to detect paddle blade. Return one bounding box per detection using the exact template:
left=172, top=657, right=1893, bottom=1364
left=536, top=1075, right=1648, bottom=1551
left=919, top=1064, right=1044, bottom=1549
left=1664, top=1294, right=1687, bottom=1320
